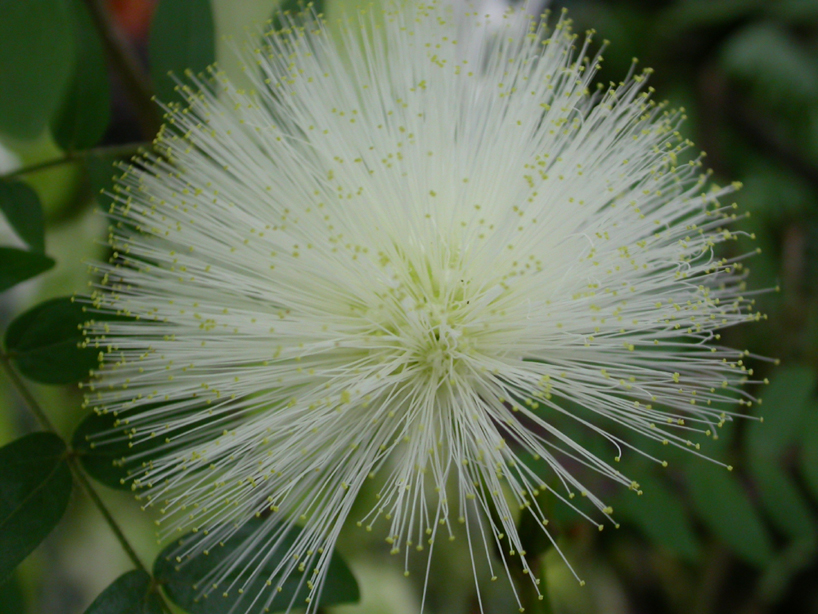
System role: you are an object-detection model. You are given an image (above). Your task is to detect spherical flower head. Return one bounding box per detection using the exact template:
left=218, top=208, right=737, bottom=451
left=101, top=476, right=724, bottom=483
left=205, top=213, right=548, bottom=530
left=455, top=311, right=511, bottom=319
left=86, top=2, right=761, bottom=611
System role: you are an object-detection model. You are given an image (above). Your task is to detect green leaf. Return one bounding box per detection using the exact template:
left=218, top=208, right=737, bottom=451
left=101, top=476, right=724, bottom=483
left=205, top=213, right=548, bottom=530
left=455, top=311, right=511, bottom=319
left=614, top=475, right=701, bottom=562
left=800, top=409, right=818, bottom=503
left=734, top=159, right=812, bottom=222
left=0, top=574, right=27, bottom=614
left=73, top=401, right=227, bottom=491
left=743, top=366, right=816, bottom=540
left=83, top=570, right=163, bottom=614
left=72, top=407, right=171, bottom=491
left=71, top=410, right=130, bottom=490
left=271, top=0, right=326, bottom=30
left=758, top=533, right=818, bottom=602
left=765, top=0, right=818, bottom=22
left=720, top=22, right=818, bottom=110
left=86, top=155, right=122, bottom=208
left=4, top=297, right=102, bottom=385
left=0, top=0, right=76, bottom=139
left=747, top=365, right=815, bottom=461
left=0, top=432, right=72, bottom=582
left=749, top=455, right=816, bottom=539
left=658, top=0, right=762, bottom=32
left=686, top=463, right=774, bottom=567
left=51, top=0, right=111, bottom=151
left=154, top=518, right=360, bottom=614
left=149, top=0, right=216, bottom=105
left=0, top=248, right=54, bottom=293
left=0, top=181, right=45, bottom=252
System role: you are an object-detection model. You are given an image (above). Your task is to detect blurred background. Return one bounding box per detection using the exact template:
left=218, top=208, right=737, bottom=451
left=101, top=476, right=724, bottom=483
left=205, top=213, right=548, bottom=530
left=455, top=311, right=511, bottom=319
left=1, top=0, right=817, bottom=613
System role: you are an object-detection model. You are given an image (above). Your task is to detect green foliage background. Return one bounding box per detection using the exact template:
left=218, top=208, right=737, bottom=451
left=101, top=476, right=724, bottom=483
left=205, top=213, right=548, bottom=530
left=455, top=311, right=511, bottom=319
left=1, top=1, right=817, bottom=613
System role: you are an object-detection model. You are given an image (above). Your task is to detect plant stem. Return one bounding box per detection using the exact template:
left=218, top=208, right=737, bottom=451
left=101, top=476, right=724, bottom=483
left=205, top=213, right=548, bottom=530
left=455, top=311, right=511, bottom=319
left=514, top=499, right=554, bottom=614
left=3, top=142, right=147, bottom=180
left=0, top=354, right=173, bottom=613
left=693, top=544, right=730, bottom=614
left=67, top=458, right=147, bottom=571
left=512, top=518, right=553, bottom=614
left=538, top=559, right=554, bottom=614
left=68, top=464, right=174, bottom=614
left=0, top=353, right=58, bottom=432
left=515, top=553, right=553, bottom=614
left=82, top=0, right=162, bottom=139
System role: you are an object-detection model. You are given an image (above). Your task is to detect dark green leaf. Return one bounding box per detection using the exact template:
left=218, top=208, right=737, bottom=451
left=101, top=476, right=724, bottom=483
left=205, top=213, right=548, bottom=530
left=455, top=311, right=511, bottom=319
left=749, top=455, right=816, bottom=539
left=0, top=181, right=45, bottom=253
left=738, top=161, right=813, bottom=222
left=561, top=3, right=648, bottom=80
left=758, top=535, right=818, bottom=602
left=0, top=248, right=54, bottom=293
left=4, top=297, right=102, bottom=385
left=658, top=0, right=762, bottom=33
left=747, top=365, right=815, bottom=461
left=517, top=503, right=552, bottom=560
left=686, top=463, right=774, bottom=567
left=149, top=0, right=215, bottom=105
left=72, top=407, right=170, bottom=491
left=0, top=432, right=72, bottom=582
left=800, top=409, right=818, bottom=503
left=154, top=518, right=359, bottom=614
left=614, top=475, right=701, bottom=562
left=704, top=413, right=738, bottom=458
left=86, top=156, right=123, bottom=208
left=271, top=0, right=326, bottom=31
left=720, top=22, right=818, bottom=110
left=0, top=0, right=75, bottom=139
left=0, top=574, right=27, bottom=614
left=765, top=0, right=818, bottom=22
left=83, top=570, right=163, bottom=614
left=71, top=410, right=131, bottom=490
left=51, top=0, right=111, bottom=151
left=73, top=400, right=228, bottom=491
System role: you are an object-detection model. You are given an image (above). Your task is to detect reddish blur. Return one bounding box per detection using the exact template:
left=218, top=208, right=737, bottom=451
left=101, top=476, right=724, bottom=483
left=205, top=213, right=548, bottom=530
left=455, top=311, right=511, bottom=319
left=107, top=0, right=156, bottom=41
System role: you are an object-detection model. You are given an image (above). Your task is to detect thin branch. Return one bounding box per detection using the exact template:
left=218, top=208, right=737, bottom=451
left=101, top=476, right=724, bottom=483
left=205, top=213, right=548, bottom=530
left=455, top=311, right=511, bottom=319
left=0, top=354, right=172, bottom=613
left=67, top=458, right=147, bottom=573
left=0, top=353, right=58, bottom=432
left=2, top=142, right=148, bottom=181
left=82, top=0, right=162, bottom=139
left=69, top=463, right=173, bottom=613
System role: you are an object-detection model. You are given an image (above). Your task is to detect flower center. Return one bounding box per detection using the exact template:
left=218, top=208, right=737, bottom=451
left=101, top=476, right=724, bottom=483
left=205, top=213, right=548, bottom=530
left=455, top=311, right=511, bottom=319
left=410, top=301, right=469, bottom=381
left=365, top=256, right=486, bottom=387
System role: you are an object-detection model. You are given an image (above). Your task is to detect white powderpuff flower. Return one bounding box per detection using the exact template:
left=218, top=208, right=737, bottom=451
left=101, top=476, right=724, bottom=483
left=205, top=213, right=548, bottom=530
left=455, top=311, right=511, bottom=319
left=86, top=2, right=764, bottom=611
